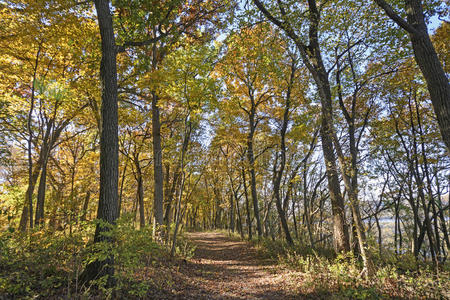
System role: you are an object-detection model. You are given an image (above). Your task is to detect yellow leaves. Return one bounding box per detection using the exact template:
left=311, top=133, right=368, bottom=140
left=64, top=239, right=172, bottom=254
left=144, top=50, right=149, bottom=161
left=287, top=123, right=308, bottom=142
left=432, top=22, right=449, bottom=74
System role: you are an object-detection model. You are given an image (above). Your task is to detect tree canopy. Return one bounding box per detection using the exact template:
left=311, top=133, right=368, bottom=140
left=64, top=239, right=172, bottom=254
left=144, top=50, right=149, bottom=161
left=0, top=0, right=448, bottom=298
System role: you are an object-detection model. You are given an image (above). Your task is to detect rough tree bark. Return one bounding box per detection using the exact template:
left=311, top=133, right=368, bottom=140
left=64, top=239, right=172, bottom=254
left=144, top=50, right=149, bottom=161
left=374, top=0, right=450, bottom=152
left=80, top=0, right=119, bottom=287
left=152, top=92, right=164, bottom=229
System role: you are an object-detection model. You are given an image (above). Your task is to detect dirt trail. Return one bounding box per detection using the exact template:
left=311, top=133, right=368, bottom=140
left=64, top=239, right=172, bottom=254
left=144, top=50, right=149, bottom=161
left=159, top=231, right=301, bottom=299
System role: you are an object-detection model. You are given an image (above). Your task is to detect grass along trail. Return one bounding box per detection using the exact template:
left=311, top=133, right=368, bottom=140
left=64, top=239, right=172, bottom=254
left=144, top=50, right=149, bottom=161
left=154, top=231, right=447, bottom=299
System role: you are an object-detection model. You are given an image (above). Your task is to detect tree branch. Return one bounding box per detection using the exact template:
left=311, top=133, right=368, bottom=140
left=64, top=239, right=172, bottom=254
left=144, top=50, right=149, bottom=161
left=373, top=0, right=418, bottom=35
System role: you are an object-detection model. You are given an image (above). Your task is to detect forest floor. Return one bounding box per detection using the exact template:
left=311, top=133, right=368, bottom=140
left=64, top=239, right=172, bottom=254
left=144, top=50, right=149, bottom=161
left=150, top=231, right=315, bottom=299
left=1, top=230, right=446, bottom=298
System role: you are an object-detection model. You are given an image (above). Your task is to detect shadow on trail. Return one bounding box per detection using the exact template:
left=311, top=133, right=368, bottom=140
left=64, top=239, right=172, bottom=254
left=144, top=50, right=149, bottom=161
left=174, top=232, right=296, bottom=299
left=149, top=232, right=343, bottom=299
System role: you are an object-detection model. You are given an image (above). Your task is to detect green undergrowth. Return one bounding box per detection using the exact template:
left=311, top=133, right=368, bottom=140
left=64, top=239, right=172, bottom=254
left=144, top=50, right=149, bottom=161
left=0, top=215, right=195, bottom=299
left=254, top=238, right=449, bottom=299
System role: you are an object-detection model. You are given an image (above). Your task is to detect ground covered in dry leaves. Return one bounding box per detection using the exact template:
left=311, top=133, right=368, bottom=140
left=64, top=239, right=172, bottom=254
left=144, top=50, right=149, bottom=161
left=149, top=232, right=316, bottom=299
left=139, top=232, right=449, bottom=299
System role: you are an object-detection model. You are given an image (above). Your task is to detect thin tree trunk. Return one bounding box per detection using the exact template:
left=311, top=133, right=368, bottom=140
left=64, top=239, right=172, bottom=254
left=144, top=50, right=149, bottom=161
left=273, top=59, right=296, bottom=246
left=292, top=193, right=298, bottom=239
left=34, top=118, right=54, bottom=226
left=118, top=152, right=129, bottom=217
left=35, top=160, right=48, bottom=226
left=303, top=167, right=314, bottom=248
left=247, top=125, right=262, bottom=238
left=20, top=45, right=42, bottom=231
left=135, top=157, right=145, bottom=229
left=242, top=168, right=252, bottom=240
left=235, top=194, right=244, bottom=238
left=435, top=169, right=450, bottom=252
left=229, top=192, right=235, bottom=233
left=252, top=0, right=350, bottom=253
left=81, top=191, right=91, bottom=222
left=407, top=97, right=439, bottom=268
left=171, top=170, right=185, bottom=256
left=19, top=159, right=43, bottom=231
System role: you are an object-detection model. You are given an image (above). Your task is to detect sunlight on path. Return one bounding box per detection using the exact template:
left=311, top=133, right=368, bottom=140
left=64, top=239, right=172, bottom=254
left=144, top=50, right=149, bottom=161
left=173, top=232, right=301, bottom=300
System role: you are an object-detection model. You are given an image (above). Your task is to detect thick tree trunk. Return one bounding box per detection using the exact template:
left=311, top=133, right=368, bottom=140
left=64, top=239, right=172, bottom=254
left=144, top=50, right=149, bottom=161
left=374, top=0, right=450, bottom=151
left=315, top=61, right=350, bottom=253
left=80, top=0, right=119, bottom=287
left=152, top=92, right=164, bottom=228
left=409, top=5, right=450, bottom=151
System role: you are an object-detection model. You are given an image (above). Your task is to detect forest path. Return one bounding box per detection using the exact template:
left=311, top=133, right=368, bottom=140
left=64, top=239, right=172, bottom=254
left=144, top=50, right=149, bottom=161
left=162, top=231, right=304, bottom=299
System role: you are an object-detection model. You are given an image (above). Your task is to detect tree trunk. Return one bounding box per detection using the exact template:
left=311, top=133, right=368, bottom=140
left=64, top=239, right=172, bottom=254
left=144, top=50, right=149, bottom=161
left=242, top=168, right=252, bottom=240
left=19, top=158, right=43, bottom=231
left=34, top=159, right=48, bottom=226
left=435, top=169, right=450, bottom=252
left=374, top=0, right=450, bottom=151
left=408, top=3, right=450, bottom=151
left=152, top=92, right=164, bottom=228
left=164, top=169, right=180, bottom=228
left=252, top=0, right=350, bottom=253
left=23, top=45, right=42, bottom=231
left=80, top=0, right=119, bottom=287
left=235, top=194, right=244, bottom=238
left=229, top=192, right=235, bottom=233
left=81, top=191, right=91, bottom=222
left=135, top=157, right=145, bottom=229
left=272, top=60, right=295, bottom=246
left=319, top=102, right=350, bottom=253
left=118, top=154, right=129, bottom=217
left=247, top=114, right=262, bottom=238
